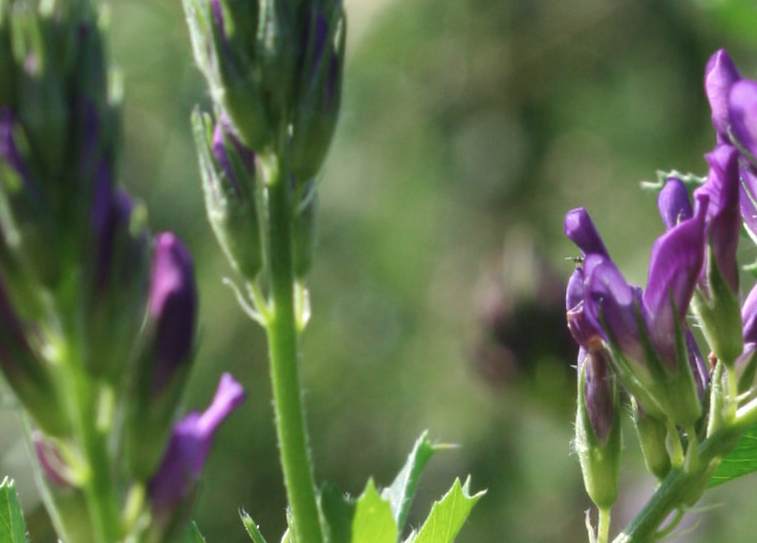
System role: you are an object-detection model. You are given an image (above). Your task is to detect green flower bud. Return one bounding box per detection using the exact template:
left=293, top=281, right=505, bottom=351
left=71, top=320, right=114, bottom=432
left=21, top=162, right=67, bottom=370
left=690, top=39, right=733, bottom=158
left=191, top=108, right=262, bottom=279
left=0, top=275, right=69, bottom=436
left=83, top=184, right=150, bottom=382
left=289, top=7, right=345, bottom=181
left=633, top=402, right=671, bottom=480
left=183, top=0, right=271, bottom=150
left=575, top=347, right=621, bottom=510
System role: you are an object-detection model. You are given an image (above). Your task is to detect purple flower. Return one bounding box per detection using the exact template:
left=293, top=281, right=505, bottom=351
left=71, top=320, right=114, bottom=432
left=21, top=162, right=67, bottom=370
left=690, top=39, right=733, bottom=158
left=565, top=205, right=707, bottom=424
left=564, top=207, right=610, bottom=258
left=705, top=49, right=741, bottom=141
left=657, top=177, right=692, bottom=230
left=642, top=202, right=706, bottom=362
left=148, top=233, right=197, bottom=392
left=729, top=79, right=757, bottom=159
left=693, top=144, right=740, bottom=292
left=148, top=373, right=246, bottom=510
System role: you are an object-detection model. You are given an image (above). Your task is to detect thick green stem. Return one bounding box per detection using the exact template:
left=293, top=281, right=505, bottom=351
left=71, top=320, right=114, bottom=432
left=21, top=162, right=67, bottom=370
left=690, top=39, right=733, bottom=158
left=262, top=153, right=324, bottom=543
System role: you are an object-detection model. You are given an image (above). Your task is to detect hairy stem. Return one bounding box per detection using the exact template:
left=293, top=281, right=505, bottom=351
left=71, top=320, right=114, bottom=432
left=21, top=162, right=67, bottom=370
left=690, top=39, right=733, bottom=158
left=261, top=152, right=324, bottom=543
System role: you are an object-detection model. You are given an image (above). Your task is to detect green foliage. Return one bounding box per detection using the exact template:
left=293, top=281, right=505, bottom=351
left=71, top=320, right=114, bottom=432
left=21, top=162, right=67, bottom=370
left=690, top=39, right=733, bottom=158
left=317, top=433, right=481, bottom=543
left=709, top=424, right=757, bottom=487
left=405, top=478, right=485, bottom=543
left=0, top=477, right=27, bottom=543
left=351, top=479, right=397, bottom=543
left=380, top=431, right=439, bottom=531
left=319, top=484, right=355, bottom=543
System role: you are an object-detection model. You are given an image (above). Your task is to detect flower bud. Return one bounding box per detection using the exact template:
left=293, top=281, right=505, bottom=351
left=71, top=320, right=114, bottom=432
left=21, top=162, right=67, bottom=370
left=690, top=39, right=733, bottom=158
left=690, top=147, right=742, bottom=366
left=32, top=433, right=94, bottom=543
left=146, top=373, right=245, bottom=541
left=289, top=7, right=345, bottom=181
left=191, top=109, right=262, bottom=279
left=0, top=275, right=68, bottom=436
left=705, top=49, right=741, bottom=142
left=575, top=347, right=620, bottom=509
left=183, top=0, right=270, bottom=149
left=657, top=177, right=692, bottom=230
left=84, top=182, right=150, bottom=381
left=633, top=402, right=671, bottom=480
left=125, top=233, right=198, bottom=481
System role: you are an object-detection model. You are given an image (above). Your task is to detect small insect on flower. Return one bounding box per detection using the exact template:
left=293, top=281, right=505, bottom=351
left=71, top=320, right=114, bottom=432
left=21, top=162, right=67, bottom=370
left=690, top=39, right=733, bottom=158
left=566, top=255, right=584, bottom=267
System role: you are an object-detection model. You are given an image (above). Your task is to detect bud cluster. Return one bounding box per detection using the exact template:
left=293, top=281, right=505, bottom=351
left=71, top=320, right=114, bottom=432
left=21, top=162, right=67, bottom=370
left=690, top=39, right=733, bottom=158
left=565, top=48, right=757, bottom=518
left=0, top=1, right=244, bottom=542
left=184, top=0, right=345, bottom=282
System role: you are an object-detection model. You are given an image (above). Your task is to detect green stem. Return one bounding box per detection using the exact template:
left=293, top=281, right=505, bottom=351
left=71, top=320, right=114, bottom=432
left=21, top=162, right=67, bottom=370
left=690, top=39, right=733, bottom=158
left=612, top=418, right=750, bottom=543
left=597, top=508, right=611, bottom=543
left=262, top=153, right=324, bottom=543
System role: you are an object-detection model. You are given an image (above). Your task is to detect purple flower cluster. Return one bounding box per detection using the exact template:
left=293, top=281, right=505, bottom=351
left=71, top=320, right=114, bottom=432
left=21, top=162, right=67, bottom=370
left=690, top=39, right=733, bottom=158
left=565, top=48, right=757, bottom=434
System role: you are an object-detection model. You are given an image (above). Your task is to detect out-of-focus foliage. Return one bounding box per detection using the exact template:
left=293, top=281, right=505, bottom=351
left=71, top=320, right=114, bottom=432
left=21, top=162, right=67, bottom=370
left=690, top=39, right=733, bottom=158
left=3, top=0, right=757, bottom=542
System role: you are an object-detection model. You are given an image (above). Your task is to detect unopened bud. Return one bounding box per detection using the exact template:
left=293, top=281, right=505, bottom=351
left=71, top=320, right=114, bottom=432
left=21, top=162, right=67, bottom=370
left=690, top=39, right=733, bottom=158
left=192, top=108, right=262, bottom=279
left=575, top=347, right=620, bottom=509
left=633, top=402, right=671, bottom=480
left=125, top=233, right=198, bottom=481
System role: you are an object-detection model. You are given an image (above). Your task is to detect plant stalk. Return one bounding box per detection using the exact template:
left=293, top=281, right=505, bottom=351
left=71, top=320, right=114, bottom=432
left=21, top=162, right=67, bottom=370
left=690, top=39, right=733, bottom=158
left=262, top=152, right=324, bottom=543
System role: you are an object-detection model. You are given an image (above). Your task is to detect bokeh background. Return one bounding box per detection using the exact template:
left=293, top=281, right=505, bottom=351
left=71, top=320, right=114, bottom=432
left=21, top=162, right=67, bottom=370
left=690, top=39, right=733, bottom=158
left=4, top=0, right=757, bottom=541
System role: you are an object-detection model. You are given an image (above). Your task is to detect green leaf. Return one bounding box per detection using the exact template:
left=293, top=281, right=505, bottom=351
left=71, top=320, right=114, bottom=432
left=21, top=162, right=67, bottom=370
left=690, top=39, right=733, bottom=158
left=240, top=510, right=269, bottom=543
left=407, top=477, right=484, bottom=543
left=185, top=521, right=207, bottom=543
left=381, top=431, right=440, bottom=532
left=0, top=477, right=27, bottom=543
left=351, top=479, right=397, bottom=543
left=709, top=424, right=757, bottom=487
left=319, top=483, right=356, bottom=543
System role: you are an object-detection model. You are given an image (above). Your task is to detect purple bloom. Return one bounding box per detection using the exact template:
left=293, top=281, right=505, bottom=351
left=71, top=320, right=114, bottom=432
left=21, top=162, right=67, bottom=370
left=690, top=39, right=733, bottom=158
left=740, top=162, right=757, bottom=241
left=729, top=79, right=757, bottom=159
left=148, top=373, right=246, bottom=510
left=705, top=49, right=741, bottom=141
left=148, top=233, right=197, bottom=392
left=693, top=144, right=740, bottom=292
left=643, top=202, right=706, bottom=362
left=564, top=207, right=610, bottom=258
left=657, top=178, right=692, bottom=230
left=567, top=203, right=706, bottom=371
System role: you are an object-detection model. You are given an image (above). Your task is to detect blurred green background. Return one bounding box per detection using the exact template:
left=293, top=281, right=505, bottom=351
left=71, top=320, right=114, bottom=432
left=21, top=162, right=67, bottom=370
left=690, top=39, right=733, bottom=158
left=4, top=0, right=757, bottom=541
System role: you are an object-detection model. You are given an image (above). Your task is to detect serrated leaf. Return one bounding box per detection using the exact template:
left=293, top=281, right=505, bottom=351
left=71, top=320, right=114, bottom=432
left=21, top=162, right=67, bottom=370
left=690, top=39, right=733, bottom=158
left=408, top=477, right=484, bottom=543
left=320, top=483, right=356, bottom=543
left=381, top=431, right=439, bottom=532
left=352, top=479, right=397, bottom=543
left=709, top=424, right=757, bottom=487
left=241, top=510, right=269, bottom=543
left=0, top=477, right=27, bottom=543
left=185, top=521, right=206, bottom=543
